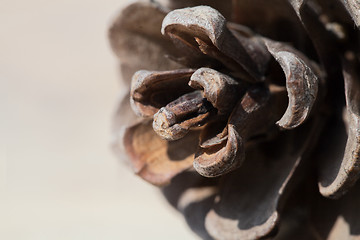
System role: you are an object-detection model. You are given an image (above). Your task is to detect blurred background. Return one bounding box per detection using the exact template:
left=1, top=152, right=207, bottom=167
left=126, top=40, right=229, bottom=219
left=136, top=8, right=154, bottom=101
left=0, top=0, right=196, bottom=239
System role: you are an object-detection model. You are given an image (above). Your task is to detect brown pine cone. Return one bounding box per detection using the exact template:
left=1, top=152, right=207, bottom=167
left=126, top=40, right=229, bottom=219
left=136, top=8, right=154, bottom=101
left=109, top=0, right=360, bottom=239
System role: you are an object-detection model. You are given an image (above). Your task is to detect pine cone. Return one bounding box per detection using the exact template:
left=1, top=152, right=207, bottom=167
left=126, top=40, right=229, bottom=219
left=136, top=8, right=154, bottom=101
left=109, top=1, right=360, bottom=239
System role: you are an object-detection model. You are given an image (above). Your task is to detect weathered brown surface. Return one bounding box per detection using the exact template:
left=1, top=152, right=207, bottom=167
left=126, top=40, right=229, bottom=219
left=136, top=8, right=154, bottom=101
left=153, top=90, right=213, bottom=141
left=124, top=121, right=199, bottom=186
left=189, top=68, right=242, bottom=115
left=161, top=6, right=270, bottom=82
left=264, top=39, right=319, bottom=129
left=130, top=69, right=195, bottom=117
left=204, top=119, right=320, bottom=240
left=340, top=0, right=360, bottom=27
left=109, top=1, right=360, bottom=239
left=194, top=85, right=287, bottom=177
left=109, top=2, right=183, bottom=83
left=319, top=53, right=360, bottom=198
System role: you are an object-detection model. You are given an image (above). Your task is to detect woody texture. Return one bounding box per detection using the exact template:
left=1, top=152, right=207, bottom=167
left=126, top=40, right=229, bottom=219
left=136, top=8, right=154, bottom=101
left=109, top=0, right=360, bottom=239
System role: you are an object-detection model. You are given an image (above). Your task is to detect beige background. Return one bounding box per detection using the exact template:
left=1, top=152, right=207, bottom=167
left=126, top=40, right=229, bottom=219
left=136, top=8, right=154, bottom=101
left=0, top=0, right=196, bottom=239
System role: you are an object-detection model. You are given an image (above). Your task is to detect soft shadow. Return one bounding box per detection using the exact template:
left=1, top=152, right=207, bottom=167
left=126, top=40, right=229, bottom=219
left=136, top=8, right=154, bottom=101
left=316, top=116, right=347, bottom=188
